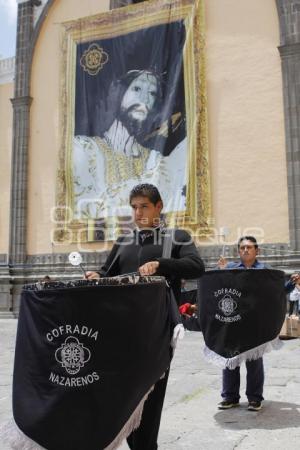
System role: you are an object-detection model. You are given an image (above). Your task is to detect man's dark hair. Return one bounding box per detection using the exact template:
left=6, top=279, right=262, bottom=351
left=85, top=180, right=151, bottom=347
left=116, top=70, right=163, bottom=101
left=237, top=236, right=258, bottom=249
left=129, top=183, right=162, bottom=205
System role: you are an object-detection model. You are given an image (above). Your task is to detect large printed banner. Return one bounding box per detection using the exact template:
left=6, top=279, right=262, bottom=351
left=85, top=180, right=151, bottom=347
left=57, top=0, right=210, bottom=242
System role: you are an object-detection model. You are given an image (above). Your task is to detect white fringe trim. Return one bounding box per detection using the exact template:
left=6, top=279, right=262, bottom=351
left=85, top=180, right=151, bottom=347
left=0, top=419, right=45, bottom=450
left=203, top=336, right=283, bottom=370
left=0, top=384, right=156, bottom=450
left=171, top=324, right=185, bottom=349
left=104, top=383, right=155, bottom=450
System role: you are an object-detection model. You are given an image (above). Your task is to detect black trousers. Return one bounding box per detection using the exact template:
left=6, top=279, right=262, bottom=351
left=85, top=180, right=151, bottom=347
left=289, top=300, right=298, bottom=316
left=127, top=369, right=170, bottom=450
left=221, top=358, right=264, bottom=402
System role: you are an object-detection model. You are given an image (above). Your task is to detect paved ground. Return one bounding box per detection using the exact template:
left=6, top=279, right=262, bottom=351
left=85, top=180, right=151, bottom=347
left=1, top=319, right=300, bottom=450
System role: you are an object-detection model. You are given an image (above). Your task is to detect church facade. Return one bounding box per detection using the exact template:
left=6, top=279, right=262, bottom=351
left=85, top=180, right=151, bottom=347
left=0, top=0, right=300, bottom=315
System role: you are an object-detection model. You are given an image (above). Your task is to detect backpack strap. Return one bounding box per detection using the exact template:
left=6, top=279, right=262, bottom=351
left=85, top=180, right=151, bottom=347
left=104, top=235, right=127, bottom=276
left=162, top=228, right=174, bottom=259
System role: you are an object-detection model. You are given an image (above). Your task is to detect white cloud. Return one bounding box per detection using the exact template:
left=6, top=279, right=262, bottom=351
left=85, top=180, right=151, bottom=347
left=0, top=0, right=18, bottom=24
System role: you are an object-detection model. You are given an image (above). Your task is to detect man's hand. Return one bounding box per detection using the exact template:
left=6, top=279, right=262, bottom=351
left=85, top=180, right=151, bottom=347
left=187, top=304, right=198, bottom=315
left=217, top=256, right=228, bottom=269
left=138, top=261, right=159, bottom=276
left=85, top=271, right=101, bottom=280
left=290, top=273, right=300, bottom=284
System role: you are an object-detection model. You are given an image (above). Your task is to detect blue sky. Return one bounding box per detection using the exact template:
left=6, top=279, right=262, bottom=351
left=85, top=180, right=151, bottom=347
left=0, top=0, right=17, bottom=59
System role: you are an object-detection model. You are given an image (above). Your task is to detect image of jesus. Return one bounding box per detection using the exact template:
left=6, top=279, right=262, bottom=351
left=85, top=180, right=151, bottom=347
left=72, top=69, right=187, bottom=219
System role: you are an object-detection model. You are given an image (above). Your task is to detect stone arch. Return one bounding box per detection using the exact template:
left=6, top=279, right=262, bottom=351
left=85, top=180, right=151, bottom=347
left=9, top=0, right=145, bottom=266
left=10, top=0, right=300, bottom=266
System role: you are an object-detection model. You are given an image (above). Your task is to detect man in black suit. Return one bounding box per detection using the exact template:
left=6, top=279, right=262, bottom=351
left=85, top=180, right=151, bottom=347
left=86, top=183, right=204, bottom=450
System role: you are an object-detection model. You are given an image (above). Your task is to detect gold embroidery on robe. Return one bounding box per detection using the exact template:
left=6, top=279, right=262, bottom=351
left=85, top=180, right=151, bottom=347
left=94, top=137, right=150, bottom=188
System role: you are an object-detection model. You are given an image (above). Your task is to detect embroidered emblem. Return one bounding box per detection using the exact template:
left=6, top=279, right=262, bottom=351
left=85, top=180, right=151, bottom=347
left=218, top=294, right=237, bottom=316
left=80, top=43, right=109, bottom=76
left=55, top=336, right=91, bottom=375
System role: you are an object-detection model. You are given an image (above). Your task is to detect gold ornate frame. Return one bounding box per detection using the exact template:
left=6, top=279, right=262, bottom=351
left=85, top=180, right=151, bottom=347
left=56, top=0, right=210, bottom=243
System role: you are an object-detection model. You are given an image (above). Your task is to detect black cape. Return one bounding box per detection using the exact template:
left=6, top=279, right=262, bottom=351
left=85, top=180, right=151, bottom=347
left=198, top=269, right=286, bottom=368
left=13, top=278, right=171, bottom=450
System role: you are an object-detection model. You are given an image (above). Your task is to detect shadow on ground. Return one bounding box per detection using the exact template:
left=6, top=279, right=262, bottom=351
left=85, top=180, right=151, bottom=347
left=214, top=400, right=300, bottom=430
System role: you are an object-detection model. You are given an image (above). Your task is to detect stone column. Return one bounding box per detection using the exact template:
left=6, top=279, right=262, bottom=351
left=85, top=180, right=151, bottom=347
left=9, top=1, right=37, bottom=265
left=7, top=1, right=40, bottom=315
left=276, top=0, right=300, bottom=252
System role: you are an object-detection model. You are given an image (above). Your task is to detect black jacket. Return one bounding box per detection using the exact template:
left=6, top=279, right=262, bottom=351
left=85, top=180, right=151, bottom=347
left=100, top=228, right=205, bottom=304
